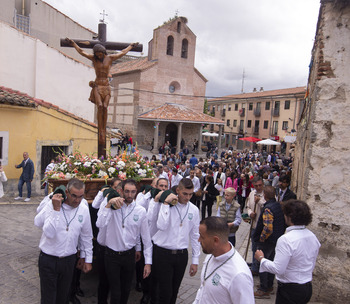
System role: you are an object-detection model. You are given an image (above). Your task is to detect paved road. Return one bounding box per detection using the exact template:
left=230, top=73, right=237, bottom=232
left=0, top=198, right=323, bottom=304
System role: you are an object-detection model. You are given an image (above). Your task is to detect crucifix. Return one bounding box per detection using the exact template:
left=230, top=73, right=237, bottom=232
left=61, top=19, right=143, bottom=158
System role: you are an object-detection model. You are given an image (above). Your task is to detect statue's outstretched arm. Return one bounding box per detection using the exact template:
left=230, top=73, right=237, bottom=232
left=65, top=37, right=94, bottom=60
left=109, top=42, right=139, bottom=61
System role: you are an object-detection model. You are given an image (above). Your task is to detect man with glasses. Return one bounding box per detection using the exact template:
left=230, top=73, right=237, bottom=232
left=96, top=179, right=152, bottom=304
left=246, top=176, right=266, bottom=276
left=34, top=178, right=93, bottom=304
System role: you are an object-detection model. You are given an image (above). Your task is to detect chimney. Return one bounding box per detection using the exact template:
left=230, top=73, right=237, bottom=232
left=253, top=88, right=257, bottom=92
left=260, top=87, right=264, bottom=92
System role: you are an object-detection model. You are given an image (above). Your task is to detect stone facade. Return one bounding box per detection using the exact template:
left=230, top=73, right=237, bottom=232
left=292, top=0, right=350, bottom=301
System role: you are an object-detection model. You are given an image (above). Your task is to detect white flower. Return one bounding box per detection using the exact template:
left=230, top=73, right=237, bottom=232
left=108, top=167, right=116, bottom=174
left=65, top=173, right=72, bottom=179
left=74, top=162, right=81, bottom=166
left=84, top=162, right=91, bottom=167
left=117, top=161, right=125, bottom=168
left=98, top=170, right=108, bottom=178
left=136, top=164, right=140, bottom=168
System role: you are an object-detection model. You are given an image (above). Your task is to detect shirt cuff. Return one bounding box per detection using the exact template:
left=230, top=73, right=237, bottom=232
left=192, top=257, right=199, bottom=265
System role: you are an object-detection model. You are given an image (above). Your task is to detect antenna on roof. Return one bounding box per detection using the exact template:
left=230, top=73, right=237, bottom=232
left=241, top=68, right=245, bottom=94
left=99, top=10, right=108, bottom=24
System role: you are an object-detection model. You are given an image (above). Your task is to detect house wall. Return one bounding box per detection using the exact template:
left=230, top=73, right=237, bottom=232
left=0, top=21, right=95, bottom=122
left=292, top=1, right=350, bottom=302
left=1, top=0, right=95, bottom=66
left=0, top=104, right=97, bottom=196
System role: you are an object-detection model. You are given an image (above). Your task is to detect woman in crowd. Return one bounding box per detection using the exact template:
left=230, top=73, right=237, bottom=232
left=201, top=175, right=219, bottom=220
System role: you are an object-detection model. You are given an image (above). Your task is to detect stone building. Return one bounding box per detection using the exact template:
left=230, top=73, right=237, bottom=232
left=208, top=87, right=306, bottom=152
left=292, top=0, right=350, bottom=302
left=108, top=17, right=224, bottom=152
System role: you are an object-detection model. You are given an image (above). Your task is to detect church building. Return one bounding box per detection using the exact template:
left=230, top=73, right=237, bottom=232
left=108, top=16, right=223, bottom=152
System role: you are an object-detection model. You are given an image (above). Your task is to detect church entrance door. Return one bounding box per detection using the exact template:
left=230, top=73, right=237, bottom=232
left=165, top=123, right=178, bottom=148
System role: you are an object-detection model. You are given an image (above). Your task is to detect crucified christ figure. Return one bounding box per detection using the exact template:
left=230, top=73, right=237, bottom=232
left=65, top=38, right=138, bottom=157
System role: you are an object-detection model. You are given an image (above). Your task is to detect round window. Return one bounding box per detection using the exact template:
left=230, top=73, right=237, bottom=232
left=169, top=81, right=180, bottom=94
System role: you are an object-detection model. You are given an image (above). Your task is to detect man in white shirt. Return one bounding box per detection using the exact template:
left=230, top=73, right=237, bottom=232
left=170, top=167, right=183, bottom=188
left=246, top=176, right=266, bottom=275
left=34, top=178, right=93, bottom=304
left=152, top=178, right=200, bottom=304
left=194, top=216, right=254, bottom=304
left=96, top=179, right=152, bottom=304
left=255, top=200, right=320, bottom=304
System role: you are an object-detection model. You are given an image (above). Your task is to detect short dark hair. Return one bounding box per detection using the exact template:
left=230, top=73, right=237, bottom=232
left=110, top=177, right=121, bottom=186
left=121, top=178, right=137, bottom=190
left=279, top=175, right=290, bottom=185
left=205, top=175, right=213, bottom=183
left=282, top=200, right=312, bottom=226
left=156, top=178, right=168, bottom=187
left=178, top=178, right=193, bottom=190
left=200, top=216, right=229, bottom=241
left=67, top=178, right=85, bottom=191
left=172, top=168, right=178, bottom=173
left=264, top=186, right=276, bottom=200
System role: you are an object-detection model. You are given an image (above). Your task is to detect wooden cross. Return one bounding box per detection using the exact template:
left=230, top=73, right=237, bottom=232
left=60, top=21, right=143, bottom=158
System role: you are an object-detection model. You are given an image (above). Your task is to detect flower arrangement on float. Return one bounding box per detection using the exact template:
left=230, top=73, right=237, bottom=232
left=45, top=148, right=155, bottom=182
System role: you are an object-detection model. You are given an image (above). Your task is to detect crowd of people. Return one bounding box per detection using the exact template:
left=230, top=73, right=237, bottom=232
left=33, top=145, right=320, bottom=304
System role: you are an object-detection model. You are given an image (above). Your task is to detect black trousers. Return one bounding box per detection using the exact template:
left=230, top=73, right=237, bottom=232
left=258, top=242, right=276, bottom=292
left=153, top=245, right=188, bottom=304
left=276, top=281, right=312, bottom=304
left=97, top=244, right=109, bottom=304
left=201, top=200, right=213, bottom=220
left=104, top=246, right=135, bottom=304
left=38, top=251, right=76, bottom=304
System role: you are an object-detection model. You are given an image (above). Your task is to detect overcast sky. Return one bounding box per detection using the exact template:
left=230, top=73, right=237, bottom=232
left=44, top=0, right=320, bottom=97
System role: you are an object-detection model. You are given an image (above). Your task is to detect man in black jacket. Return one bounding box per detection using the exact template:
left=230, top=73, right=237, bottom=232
left=14, top=152, right=34, bottom=202
left=253, top=186, right=285, bottom=299
left=276, top=175, right=296, bottom=203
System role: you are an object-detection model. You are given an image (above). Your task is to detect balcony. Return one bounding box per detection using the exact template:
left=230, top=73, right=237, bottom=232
left=237, top=126, right=244, bottom=134
left=254, top=108, right=261, bottom=117
left=253, top=127, right=259, bottom=135
left=272, top=108, right=280, bottom=117
left=239, top=108, right=245, bottom=117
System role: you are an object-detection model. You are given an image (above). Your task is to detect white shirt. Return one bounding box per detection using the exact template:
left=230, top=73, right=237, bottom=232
left=136, top=191, right=152, bottom=211
left=92, top=190, right=104, bottom=209
left=194, top=244, right=254, bottom=304
left=186, top=176, right=201, bottom=193
left=171, top=173, right=183, bottom=187
left=246, top=189, right=265, bottom=229
left=96, top=200, right=153, bottom=264
left=95, top=197, right=108, bottom=246
left=147, top=198, right=162, bottom=238
left=260, top=225, right=321, bottom=283
left=152, top=201, right=201, bottom=264
left=34, top=200, right=93, bottom=262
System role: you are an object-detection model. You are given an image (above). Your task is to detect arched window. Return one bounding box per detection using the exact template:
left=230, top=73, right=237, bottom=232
left=166, top=36, right=174, bottom=56
left=181, top=39, right=188, bottom=58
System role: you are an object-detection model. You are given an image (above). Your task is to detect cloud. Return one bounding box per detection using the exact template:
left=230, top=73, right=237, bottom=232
left=44, top=0, right=320, bottom=97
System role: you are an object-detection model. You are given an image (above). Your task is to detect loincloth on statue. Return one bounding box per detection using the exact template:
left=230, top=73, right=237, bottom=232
left=89, top=81, right=111, bottom=104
